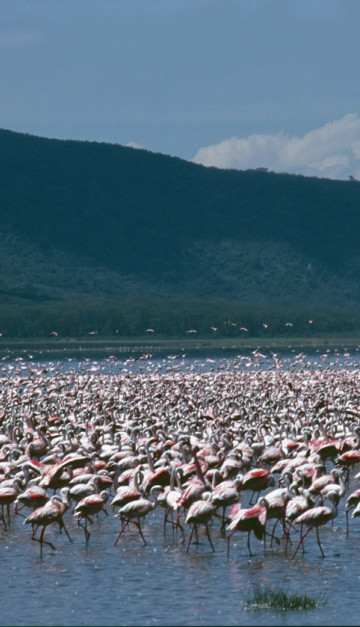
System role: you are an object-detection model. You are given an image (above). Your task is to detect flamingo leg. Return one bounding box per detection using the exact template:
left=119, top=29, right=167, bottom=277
left=300, top=523, right=305, bottom=553
left=134, top=519, right=147, bottom=546
left=59, top=518, right=72, bottom=542
left=171, top=510, right=178, bottom=540
left=315, top=526, right=325, bottom=558
left=194, top=526, right=199, bottom=543
left=114, top=519, right=129, bottom=546
left=32, top=526, right=56, bottom=554
left=292, top=526, right=312, bottom=559
left=15, top=503, right=26, bottom=517
left=164, top=508, right=181, bottom=540
left=284, top=521, right=296, bottom=555
left=31, top=524, right=40, bottom=540
left=77, top=517, right=86, bottom=535
left=176, top=517, right=185, bottom=542
left=205, top=524, right=215, bottom=552
left=270, top=519, right=279, bottom=546
left=186, top=525, right=195, bottom=553
left=84, top=518, right=90, bottom=542
left=163, top=508, right=168, bottom=538
left=247, top=531, right=253, bottom=557
left=176, top=509, right=184, bottom=527
left=227, top=529, right=237, bottom=558
left=263, top=528, right=280, bottom=546
left=1, top=505, right=7, bottom=530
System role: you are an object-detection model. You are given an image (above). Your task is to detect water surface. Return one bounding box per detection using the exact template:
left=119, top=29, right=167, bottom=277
left=1, top=349, right=360, bottom=626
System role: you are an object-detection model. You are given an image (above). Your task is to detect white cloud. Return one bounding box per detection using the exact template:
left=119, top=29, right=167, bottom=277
left=192, top=114, right=360, bottom=180
left=125, top=141, right=143, bottom=150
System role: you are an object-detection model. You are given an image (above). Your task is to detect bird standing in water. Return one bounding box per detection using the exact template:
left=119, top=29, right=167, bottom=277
left=24, top=489, right=72, bottom=555
left=292, top=491, right=339, bottom=559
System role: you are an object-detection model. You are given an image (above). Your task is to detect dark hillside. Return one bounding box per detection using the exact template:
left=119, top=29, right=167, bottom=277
left=0, top=128, right=360, bottom=336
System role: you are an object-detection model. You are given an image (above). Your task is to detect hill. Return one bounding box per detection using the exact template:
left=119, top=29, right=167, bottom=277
left=0, top=128, right=360, bottom=337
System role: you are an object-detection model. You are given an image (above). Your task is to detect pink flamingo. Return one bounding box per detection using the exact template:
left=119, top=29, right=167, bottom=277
left=141, top=442, right=171, bottom=493
left=25, top=425, right=51, bottom=460
left=291, top=491, right=339, bottom=559
left=284, top=486, right=315, bottom=554
left=336, top=449, right=360, bottom=480
left=210, top=474, right=242, bottom=526
left=0, top=481, right=22, bottom=529
left=110, top=468, right=144, bottom=516
left=226, top=502, right=267, bottom=557
left=176, top=445, right=210, bottom=523
left=74, top=491, right=109, bottom=542
left=15, top=485, right=49, bottom=516
left=110, top=484, right=141, bottom=510
left=308, top=468, right=342, bottom=497
left=185, top=496, right=215, bottom=552
left=237, top=467, right=274, bottom=504
left=158, top=466, right=184, bottom=539
left=24, top=489, right=72, bottom=555
left=114, top=486, right=161, bottom=546
left=345, top=489, right=360, bottom=533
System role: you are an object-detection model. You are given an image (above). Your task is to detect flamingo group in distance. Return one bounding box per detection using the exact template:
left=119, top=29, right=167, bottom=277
left=0, top=348, right=359, bottom=559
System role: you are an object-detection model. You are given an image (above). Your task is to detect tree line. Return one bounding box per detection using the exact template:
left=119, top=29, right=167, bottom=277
left=0, top=298, right=359, bottom=338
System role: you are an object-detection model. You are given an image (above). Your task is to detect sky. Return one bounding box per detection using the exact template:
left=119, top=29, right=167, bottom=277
left=1, top=0, right=360, bottom=179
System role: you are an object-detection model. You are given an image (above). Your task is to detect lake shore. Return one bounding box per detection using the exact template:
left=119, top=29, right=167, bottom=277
left=0, top=333, right=359, bottom=358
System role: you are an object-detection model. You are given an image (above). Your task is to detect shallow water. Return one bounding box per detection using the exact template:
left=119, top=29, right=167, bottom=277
left=1, top=349, right=360, bottom=626
left=1, top=488, right=360, bottom=627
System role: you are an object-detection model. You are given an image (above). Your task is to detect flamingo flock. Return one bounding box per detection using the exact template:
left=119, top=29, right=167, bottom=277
left=1, top=349, right=360, bottom=558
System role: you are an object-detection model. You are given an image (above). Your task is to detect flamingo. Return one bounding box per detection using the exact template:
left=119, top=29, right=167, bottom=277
left=114, top=486, right=161, bottom=546
left=140, top=442, right=171, bottom=493
left=0, top=479, right=23, bottom=529
left=345, top=489, right=360, bottom=533
left=73, top=490, right=109, bottom=542
left=284, top=486, right=315, bottom=555
left=24, top=489, right=72, bottom=555
left=15, top=485, right=49, bottom=517
left=336, top=449, right=360, bottom=480
left=110, top=484, right=142, bottom=511
left=25, top=425, right=51, bottom=460
left=176, top=445, right=210, bottom=521
left=257, top=493, right=287, bottom=547
left=308, top=468, right=343, bottom=497
left=351, top=501, right=360, bottom=520
left=158, top=466, right=184, bottom=539
left=320, top=469, right=346, bottom=500
left=210, top=474, right=242, bottom=526
left=237, top=468, right=274, bottom=504
left=185, top=495, right=215, bottom=552
left=68, top=480, right=96, bottom=508
left=291, top=491, right=340, bottom=559
left=226, top=502, right=267, bottom=557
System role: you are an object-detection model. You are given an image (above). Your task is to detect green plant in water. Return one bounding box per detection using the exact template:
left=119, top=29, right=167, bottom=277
left=245, top=586, right=326, bottom=611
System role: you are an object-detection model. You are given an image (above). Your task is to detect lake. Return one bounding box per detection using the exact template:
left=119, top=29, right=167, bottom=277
left=1, top=348, right=360, bottom=626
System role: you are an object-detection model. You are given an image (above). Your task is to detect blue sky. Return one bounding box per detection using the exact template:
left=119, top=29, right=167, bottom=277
left=1, top=0, right=360, bottom=179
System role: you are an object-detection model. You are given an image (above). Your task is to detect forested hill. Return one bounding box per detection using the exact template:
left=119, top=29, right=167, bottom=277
left=0, top=127, right=360, bottom=337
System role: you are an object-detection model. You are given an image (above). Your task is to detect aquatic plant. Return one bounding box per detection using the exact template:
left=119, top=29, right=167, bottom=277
left=245, top=586, right=326, bottom=611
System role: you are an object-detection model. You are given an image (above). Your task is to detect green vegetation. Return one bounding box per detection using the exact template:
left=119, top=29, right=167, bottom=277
left=0, top=297, right=358, bottom=339
left=1, top=128, right=360, bottom=337
left=245, top=586, right=326, bottom=611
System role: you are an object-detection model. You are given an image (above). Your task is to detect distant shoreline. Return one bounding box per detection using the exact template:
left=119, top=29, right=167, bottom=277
left=0, top=334, right=359, bottom=359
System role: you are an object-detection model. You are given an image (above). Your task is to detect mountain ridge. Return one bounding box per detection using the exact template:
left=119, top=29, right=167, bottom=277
left=0, top=128, right=360, bottom=336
